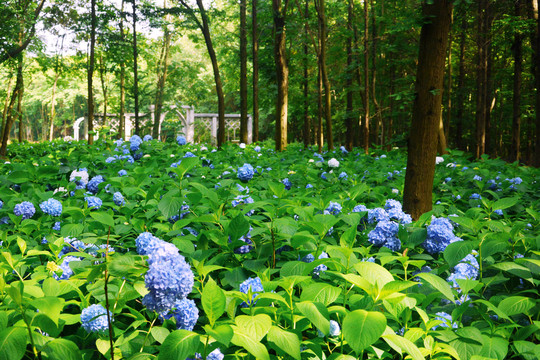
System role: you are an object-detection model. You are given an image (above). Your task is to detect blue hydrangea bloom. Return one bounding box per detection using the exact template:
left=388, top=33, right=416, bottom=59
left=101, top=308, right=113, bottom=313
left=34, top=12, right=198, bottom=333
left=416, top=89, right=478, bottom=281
left=53, top=221, right=61, bottom=231
left=14, top=201, right=35, bottom=219
left=40, top=199, right=62, bottom=216
left=324, top=202, right=342, bottom=215
left=0, top=200, right=3, bottom=209
left=313, top=252, right=329, bottom=277
left=353, top=204, right=368, bottom=213
left=143, top=135, right=153, bottom=141
left=494, top=209, right=503, bottom=216
left=85, top=196, right=102, bottom=210
left=166, top=298, right=199, bottom=330
left=239, top=277, right=264, bottom=306
left=177, top=135, right=187, bottom=145
left=254, top=145, right=261, bottom=152
left=321, top=172, right=328, bottom=180
left=383, top=236, right=402, bottom=252
left=470, top=193, right=482, bottom=200
left=338, top=172, right=348, bottom=180
left=231, top=195, right=254, bottom=216
left=70, top=169, right=89, bottom=189
left=340, top=146, right=348, bottom=154
left=237, top=163, right=255, bottom=182
left=230, top=228, right=253, bottom=254
left=282, top=178, right=292, bottom=190
left=306, top=183, right=313, bottom=189
left=105, top=157, right=116, bottom=164
left=133, top=151, right=143, bottom=161
left=329, top=320, right=341, bottom=336
left=301, top=254, right=315, bottom=263
left=130, top=135, right=143, bottom=151
left=385, top=199, right=412, bottom=224
left=87, top=175, right=105, bottom=194
left=118, top=169, right=127, bottom=177
left=423, top=217, right=458, bottom=254
left=136, top=232, right=160, bottom=255
left=447, top=253, right=479, bottom=287
left=473, top=175, right=482, bottom=181
left=81, top=304, right=112, bottom=333
left=54, top=256, right=82, bottom=280
left=183, top=152, right=196, bottom=158
left=113, top=192, right=125, bottom=206
left=367, top=208, right=389, bottom=224
left=188, top=349, right=225, bottom=360
left=368, top=220, right=399, bottom=247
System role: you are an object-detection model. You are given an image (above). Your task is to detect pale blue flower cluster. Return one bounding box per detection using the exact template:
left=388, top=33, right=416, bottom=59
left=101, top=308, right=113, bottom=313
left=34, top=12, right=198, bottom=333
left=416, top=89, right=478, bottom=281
left=54, top=256, right=82, bottom=280
left=231, top=195, right=254, bottom=216
left=143, top=135, right=153, bottom=141
left=313, top=252, right=329, bottom=277
left=368, top=208, right=390, bottom=224
left=282, top=178, right=292, bottom=190
left=81, top=304, right=112, bottom=333
left=118, top=169, right=127, bottom=177
left=188, top=349, right=224, bottom=360
left=184, top=151, right=196, bottom=158
left=338, top=172, right=348, bottom=180
left=340, top=145, right=348, bottom=154
left=130, top=135, right=143, bottom=151
left=237, top=163, right=255, bottom=182
left=87, top=175, right=105, bottom=194
left=368, top=220, right=400, bottom=251
left=384, top=199, right=412, bottom=224
left=137, top=233, right=195, bottom=314
left=423, top=217, right=460, bottom=254
left=162, top=298, right=199, bottom=331
left=14, top=201, right=35, bottom=219
left=254, top=145, right=261, bottom=152
left=113, top=192, right=125, bottom=206
left=473, top=175, right=482, bottom=181
left=230, top=227, right=253, bottom=254
left=40, top=199, right=62, bottom=216
left=306, top=183, right=313, bottom=189
left=239, top=277, right=264, bottom=306
left=53, top=221, right=61, bottom=231
left=177, top=135, right=187, bottom=145
left=447, top=253, right=479, bottom=287
left=470, top=193, right=482, bottom=200
left=85, top=196, right=102, bottom=210
left=318, top=320, right=341, bottom=337
left=70, top=168, right=89, bottom=189
left=0, top=200, right=3, bottom=209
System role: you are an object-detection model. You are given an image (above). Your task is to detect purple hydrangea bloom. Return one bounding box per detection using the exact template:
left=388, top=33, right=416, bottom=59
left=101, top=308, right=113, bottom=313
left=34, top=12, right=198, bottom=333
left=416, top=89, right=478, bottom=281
left=164, top=298, right=199, bottom=331
left=368, top=208, right=389, bottom=224
left=282, top=178, right=292, bottom=190
left=368, top=220, right=399, bottom=247
left=423, top=217, right=458, bottom=254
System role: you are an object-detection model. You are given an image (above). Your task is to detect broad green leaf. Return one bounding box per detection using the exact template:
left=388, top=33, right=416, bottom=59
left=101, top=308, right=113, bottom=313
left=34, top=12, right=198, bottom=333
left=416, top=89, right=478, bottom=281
left=300, top=283, right=341, bottom=306
left=296, top=301, right=330, bottom=335
left=492, top=197, right=519, bottom=210
left=231, top=327, right=270, bottom=360
left=340, top=226, right=357, bottom=247
left=280, top=261, right=307, bottom=277
left=227, top=214, right=250, bottom=242
left=158, top=330, right=199, bottom=360
left=415, top=272, right=455, bottom=302
left=383, top=334, right=425, bottom=360
left=444, top=241, right=474, bottom=268
left=343, top=310, right=386, bottom=353
left=480, top=335, right=508, bottom=360
left=151, top=327, right=170, bottom=344
left=267, top=326, right=301, bottom=360
left=204, top=324, right=233, bottom=346
left=42, top=339, right=82, bottom=360
left=158, top=193, right=183, bottom=219
left=89, top=212, right=115, bottom=228
left=31, top=296, right=65, bottom=325
left=235, top=314, right=272, bottom=342
left=354, top=261, right=394, bottom=288
left=202, top=278, right=226, bottom=326
left=0, top=327, right=27, bottom=360
left=498, top=296, right=535, bottom=316
left=451, top=337, right=483, bottom=360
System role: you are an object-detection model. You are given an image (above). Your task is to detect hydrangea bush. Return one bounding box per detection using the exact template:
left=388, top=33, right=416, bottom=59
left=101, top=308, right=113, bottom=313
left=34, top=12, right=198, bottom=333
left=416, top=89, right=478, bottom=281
left=0, top=139, right=538, bottom=360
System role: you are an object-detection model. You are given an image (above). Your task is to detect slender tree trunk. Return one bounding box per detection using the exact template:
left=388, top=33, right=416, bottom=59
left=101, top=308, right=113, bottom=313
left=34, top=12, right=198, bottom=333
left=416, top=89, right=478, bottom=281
left=485, top=6, right=494, bottom=155
left=317, top=63, right=323, bottom=152
left=49, top=70, right=59, bottom=141
left=252, top=0, right=259, bottom=143
left=132, top=0, right=140, bottom=135
left=153, top=4, right=171, bottom=140
left=88, top=0, right=96, bottom=145
left=455, top=15, right=466, bottom=150
left=119, top=0, right=126, bottom=139
left=1, top=73, right=14, bottom=140
left=273, top=0, right=289, bottom=151
left=240, top=0, right=248, bottom=144
left=345, top=0, right=354, bottom=151
left=315, top=0, right=332, bottom=150
left=0, top=58, right=23, bottom=156
left=437, top=114, right=448, bottom=154
left=444, top=10, right=453, bottom=142
left=303, top=0, right=310, bottom=148
left=475, top=0, right=490, bottom=158
left=535, top=0, right=540, bottom=167
left=512, top=0, right=524, bottom=162
left=17, top=60, right=24, bottom=143
left=403, top=0, right=453, bottom=220
left=370, top=0, right=382, bottom=146
left=363, top=0, right=369, bottom=154
left=99, top=54, right=108, bottom=128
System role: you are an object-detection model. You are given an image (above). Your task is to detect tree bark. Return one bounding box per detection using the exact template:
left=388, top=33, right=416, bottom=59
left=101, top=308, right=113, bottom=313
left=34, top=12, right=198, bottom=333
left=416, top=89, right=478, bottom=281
left=273, top=0, right=289, bottom=151
left=119, top=0, right=126, bottom=139
left=303, top=0, right=310, bottom=148
left=1, top=73, right=14, bottom=141
left=99, top=54, right=108, bottom=128
left=252, top=0, right=259, bottom=143
left=345, top=0, right=354, bottom=151
left=16, top=59, right=24, bottom=143
left=88, top=0, right=96, bottom=145
left=132, top=0, right=140, bottom=136
left=317, top=61, right=323, bottom=152
left=535, top=0, right=540, bottom=167
left=455, top=14, right=466, bottom=150
left=153, top=3, right=171, bottom=140
left=0, top=57, right=23, bottom=156
left=475, top=0, right=491, bottom=158
left=363, top=0, right=370, bottom=154
left=240, top=0, right=248, bottom=144
left=444, top=10, right=453, bottom=142
left=512, top=0, right=524, bottom=162
left=315, top=0, right=332, bottom=150
left=49, top=67, right=59, bottom=141
left=403, top=0, right=453, bottom=220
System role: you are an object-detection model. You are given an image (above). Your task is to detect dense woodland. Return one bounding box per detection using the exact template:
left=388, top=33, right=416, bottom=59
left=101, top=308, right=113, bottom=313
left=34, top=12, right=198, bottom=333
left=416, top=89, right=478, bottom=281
left=1, top=0, right=539, bottom=164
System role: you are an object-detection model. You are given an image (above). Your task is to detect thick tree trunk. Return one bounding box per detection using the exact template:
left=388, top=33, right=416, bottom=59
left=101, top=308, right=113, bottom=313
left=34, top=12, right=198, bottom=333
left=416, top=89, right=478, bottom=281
left=303, top=0, right=310, bottom=148
left=273, top=0, right=289, bottom=151
left=88, top=0, right=96, bottom=145
left=363, top=0, right=370, bottom=154
left=512, top=0, right=524, bottom=162
left=403, top=0, right=453, bottom=220
left=345, top=0, right=354, bottom=151
left=119, top=0, right=126, bottom=139
left=444, top=10, right=453, bottom=142
left=475, top=0, right=491, bottom=158
left=252, top=0, right=259, bottom=143
left=0, top=58, right=23, bottom=156
left=455, top=15, right=466, bottom=150
left=132, top=0, right=140, bottom=135
left=240, top=0, right=248, bottom=144
left=153, top=9, right=171, bottom=140
left=535, top=0, right=540, bottom=167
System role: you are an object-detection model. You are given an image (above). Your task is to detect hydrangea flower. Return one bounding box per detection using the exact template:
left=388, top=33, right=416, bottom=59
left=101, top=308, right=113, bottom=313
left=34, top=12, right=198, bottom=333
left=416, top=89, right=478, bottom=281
left=470, top=193, right=482, bottom=200
left=447, top=253, right=479, bottom=287
left=70, top=169, right=89, bottom=188
left=53, top=221, right=61, bottom=231
left=367, top=208, right=389, bottom=224
left=177, top=135, right=187, bottom=145
left=301, top=254, right=315, bottom=263
left=118, top=169, right=127, bottom=177
left=188, top=349, right=225, bottom=360
left=53, top=256, right=81, bottom=280
left=239, top=277, right=264, bottom=307
left=338, top=172, right=348, bottom=180
left=230, top=228, right=253, bottom=254
left=130, top=135, right=143, bottom=151
left=40, top=199, right=62, bottom=216
left=473, top=175, right=482, bottom=181
left=324, top=202, right=342, bottom=215
left=313, top=252, right=329, bottom=277
left=184, top=152, right=196, bottom=158
left=231, top=195, right=254, bottom=216
left=113, top=192, right=125, bottom=206
left=85, top=196, right=103, bottom=210
left=254, top=145, right=261, bottom=152
left=384, top=199, right=412, bottom=224
left=14, top=201, right=36, bottom=220
left=368, top=220, right=399, bottom=247
left=136, top=232, right=160, bottom=255
left=87, top=175, right=105, bottom=194
left=494, top=209, right=503, bottom=216
left=0, top=200, right=2, bottom=209
left=328, top=158, right=339, bottom=168
left=435, top=156, right=444, bottom=164
left=143, top=135, right=153, bottom=141
left=306, top=183, right=313, bottom=189
left=237, top=163, right=255, bottom=182
left=81, top=304, right=112, bottom=333
left=165, top=298, right=199, bottom=331
left=423, top=217, right=460, bottom=254
left=282, top=178, right=292, bottom=190
left=318, top=320, right=341, bottom=337
left=340, top=146, right=348, bottom=154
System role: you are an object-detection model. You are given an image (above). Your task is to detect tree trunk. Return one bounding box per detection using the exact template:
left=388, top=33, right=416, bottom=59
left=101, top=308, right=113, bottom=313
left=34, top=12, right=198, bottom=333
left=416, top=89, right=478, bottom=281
left=240, top=0, right=248, bottom=144
left=16, top=61, right=24, bottom=143
left=88, top=0, right=96, bottom=145
left=49, top=68, right=59, bottom=141
left=535, top=0, right=540, bottom=167
left=437, top=114, right=448, bottom=154
left=0, top=58, right=23, bottom=156
left=99, top=54, right=108, bottom=128
left=475, top=0, right=491, bottom=158
left=119, top=0, right=126, bottom=139
left=1, top=73, right=14, bottom=140
left=153, top=6, right=171, bottom=140
left=370, top=0, right=383, bottom=147
left=512, top=0, right=524, bottom=163
left=455, top=14, right=466, bottom=150
left=132, top=0, right=140, bottom=136
left=315, top=0, right=332, bottom=150
left=273, top=0, right=289, bottom=151
left=303, top=0, right=310, bottom=148
left=317, top=63, right=323, bottom=152
left=345, top=0, right=354, bottom=151
left=252, top=0, right=259, bottom=143
left=444, top=10, right=453, bottom=142
left=403, top=0, right=453, bottom=220
left=363, top=0, right=370, bottom=154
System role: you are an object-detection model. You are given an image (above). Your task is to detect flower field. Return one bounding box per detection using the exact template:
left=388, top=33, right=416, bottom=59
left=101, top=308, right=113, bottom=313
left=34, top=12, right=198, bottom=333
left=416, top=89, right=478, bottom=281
left=0, top=137, right=539, bottom=360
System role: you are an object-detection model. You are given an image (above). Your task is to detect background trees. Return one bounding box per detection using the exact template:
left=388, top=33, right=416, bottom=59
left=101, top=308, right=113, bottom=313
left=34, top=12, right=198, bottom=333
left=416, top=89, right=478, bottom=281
left=0, top=0, right=538, bottom=165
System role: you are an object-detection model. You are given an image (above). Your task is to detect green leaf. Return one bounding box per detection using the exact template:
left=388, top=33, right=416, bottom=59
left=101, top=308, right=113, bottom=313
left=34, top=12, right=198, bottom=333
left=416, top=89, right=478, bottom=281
left=174, top=156, right=199, bottom=178
left=151, top=327, right=170, bottom=344
left=382, top=334, right=425, bottom=360
left=60, top=223, right=84, bottom=238
left=296, top=301, right=330, bottom=335
left=0, top=327, right=27, bottom=360
left=498, top=296, right=535, bottom=316
left=300, top=283, right=341, bottom=306
left=231, top=327, right=270, bottom=360
left=202, top=278, right=226, bottom=326
left=31, top=296, right=65, bottom=325
left=444, top=241, right=474, bottom=268
left=354, top=261, right=394, bottom=288
left=480, top=335, right=508, bottom=360
left=89, top=212, right=115, bottom=228
left=415, top=272, right=455, bottom=302
left=204, top=324, right=233, bottom=346
left=343, top=310, right=386, bottom=353
left=340, top=226, right=357, bottom=247
left=158, top=330, right=200, bottom=360
left=235, top=314, right=272, bottom=342
left=42, top=339, right=82, bottom=360
left=280, top=261, right=307, bottom=277
left=450, top=337, right=483, bottom=360
left=267, top=326, right=301, bottom=360
left=227, top=214, right=250, bottom=242
left=492, top=197, right=519, bottom=211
